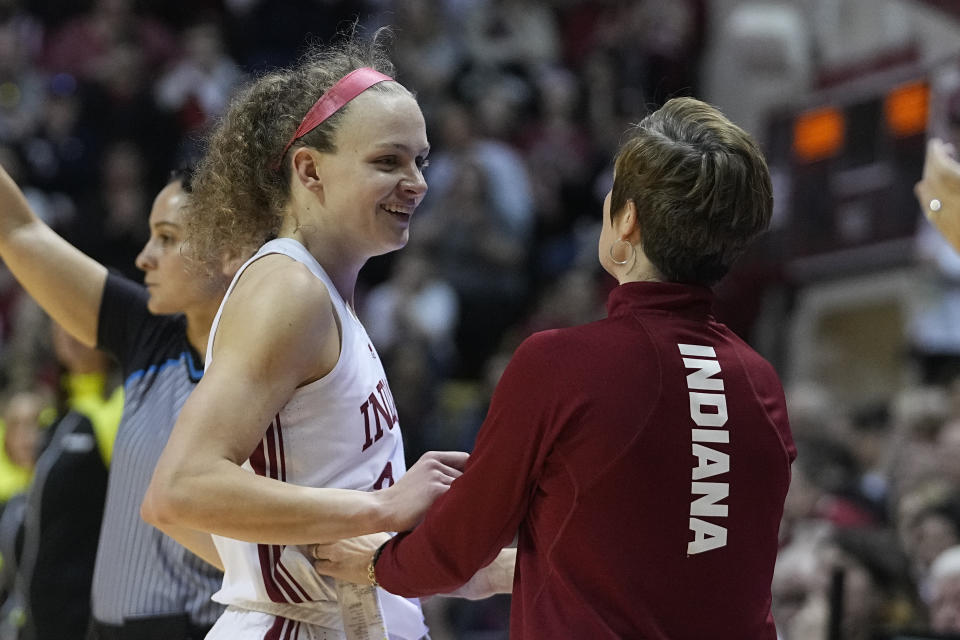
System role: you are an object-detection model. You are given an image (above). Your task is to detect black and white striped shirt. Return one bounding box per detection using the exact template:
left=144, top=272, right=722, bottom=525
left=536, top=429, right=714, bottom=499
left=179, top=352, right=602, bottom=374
left=91, top=274, right=223, bottom=626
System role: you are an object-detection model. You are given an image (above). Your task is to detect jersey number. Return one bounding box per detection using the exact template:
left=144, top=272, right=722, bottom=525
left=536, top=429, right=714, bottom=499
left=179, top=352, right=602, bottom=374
left=373, top=462, right=394, bottom=489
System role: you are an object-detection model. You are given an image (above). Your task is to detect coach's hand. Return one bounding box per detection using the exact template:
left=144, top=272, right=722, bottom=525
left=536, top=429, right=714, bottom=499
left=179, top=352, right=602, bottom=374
left=311, top=532, right=390, bottom=585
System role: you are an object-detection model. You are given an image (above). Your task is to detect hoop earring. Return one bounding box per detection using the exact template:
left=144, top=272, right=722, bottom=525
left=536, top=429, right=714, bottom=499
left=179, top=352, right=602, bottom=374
left=609, top=239, right=635, bottom=266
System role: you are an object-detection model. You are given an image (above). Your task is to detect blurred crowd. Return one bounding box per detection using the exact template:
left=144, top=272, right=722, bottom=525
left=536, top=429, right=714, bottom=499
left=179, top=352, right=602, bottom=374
left=0, top=0, right=959, bottom=639
left=773, top=379, right=960, bottom=639
left=0, top=0, right=707, bottom=636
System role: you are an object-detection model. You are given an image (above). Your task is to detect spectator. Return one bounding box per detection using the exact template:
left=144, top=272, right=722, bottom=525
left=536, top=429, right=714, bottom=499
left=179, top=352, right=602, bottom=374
left=0, top=17, right=46, bottom=145
left=383, top=0, right=465, bottom=111
left=362, top=248, right=459, bottom=374
left=9, top=322, right=122, bottom=640
left=904, top=493, right=960, bottom=599
left=71, top=140, right=150, bottom=281
left=0, top=389, right=48, bottom=503
left=789, top=527, right=919, bottom=640
left=155, top=21, right=243, bottom=144
left=21, top=74, right=99, bottom=205
left=81, top=40, right=178, bottom=178
left=930, top=545, right=960, bottom=634
left=462, top=0, right=559, bottom=76
left=417, top=101, right=533, bottom=375
left=519, top=65, right=597, bottom=281
left=41, top=0, right=176, bottom=82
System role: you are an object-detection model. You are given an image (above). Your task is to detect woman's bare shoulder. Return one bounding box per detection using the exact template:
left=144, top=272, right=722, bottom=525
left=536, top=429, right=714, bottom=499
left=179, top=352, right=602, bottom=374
left=213, top=254, right=338, bottom=376
left=230, top=254, right=332, bottom=312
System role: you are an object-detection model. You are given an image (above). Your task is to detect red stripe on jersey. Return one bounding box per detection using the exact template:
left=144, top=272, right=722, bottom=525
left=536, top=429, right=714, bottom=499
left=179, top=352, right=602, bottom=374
left=275, top=413, right=286, bottom=482
left=285, top=620, right=300, bottom=640
left=270, top=547, right=305, bottom=603
left=251, top=417, right=315, bottom=604
left=269, top=414, right=316, bottom=602
left=254, top=418, right=304, bottom=602
left=263, top=543, right=305, bottom=603
left=277, top=560, right=311, bottom=602
left=254, top=419, right=285, bottom=601
left=257, top=543, right=288, bottom=603
left=250, top=417, right=277, bottom=478
left=263, top=615, right=285, bottom=640
left=250, top=438, right=266, bottom=476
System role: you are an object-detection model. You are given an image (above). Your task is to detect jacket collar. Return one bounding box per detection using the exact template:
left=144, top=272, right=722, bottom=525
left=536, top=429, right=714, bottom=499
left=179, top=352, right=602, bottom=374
left=606, top=281, right=714, bottom=319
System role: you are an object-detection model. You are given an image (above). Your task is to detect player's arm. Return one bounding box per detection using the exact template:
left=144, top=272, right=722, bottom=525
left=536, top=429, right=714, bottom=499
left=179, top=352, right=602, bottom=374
left=443, top=548, right=516, bottom=599
left=157, top=522, right=224, bottom=571
left=141, top=256, right=465, bottom=544
left=0, top=165, right=107, bottom=346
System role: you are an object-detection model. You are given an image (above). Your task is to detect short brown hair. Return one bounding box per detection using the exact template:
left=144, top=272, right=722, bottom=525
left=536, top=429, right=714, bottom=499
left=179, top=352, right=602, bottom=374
left=611, top=97, right=773, bottom=286
left=186, top=28, right=410, bottom=265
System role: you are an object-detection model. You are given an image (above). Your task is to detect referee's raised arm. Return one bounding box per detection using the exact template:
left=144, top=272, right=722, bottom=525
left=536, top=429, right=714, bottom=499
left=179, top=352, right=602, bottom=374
left=0, top=164, right=107, bottom=347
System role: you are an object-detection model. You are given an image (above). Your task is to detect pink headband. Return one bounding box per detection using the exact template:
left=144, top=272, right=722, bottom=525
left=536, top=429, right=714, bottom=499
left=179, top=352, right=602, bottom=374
left=274, top=67, right=394, bottom=171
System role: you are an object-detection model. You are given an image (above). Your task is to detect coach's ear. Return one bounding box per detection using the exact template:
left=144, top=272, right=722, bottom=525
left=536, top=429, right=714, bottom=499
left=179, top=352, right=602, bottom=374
left=615, top=199, right=641, bottom=244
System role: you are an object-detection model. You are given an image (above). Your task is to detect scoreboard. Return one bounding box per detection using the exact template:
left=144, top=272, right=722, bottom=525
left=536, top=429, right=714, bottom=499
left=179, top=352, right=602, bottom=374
left=763, top=69, right=931, bottom=279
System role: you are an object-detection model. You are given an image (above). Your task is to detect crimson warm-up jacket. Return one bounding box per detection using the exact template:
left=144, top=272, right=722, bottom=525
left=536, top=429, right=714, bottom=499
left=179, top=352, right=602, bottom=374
left=377, top=281, right=796, bottom=640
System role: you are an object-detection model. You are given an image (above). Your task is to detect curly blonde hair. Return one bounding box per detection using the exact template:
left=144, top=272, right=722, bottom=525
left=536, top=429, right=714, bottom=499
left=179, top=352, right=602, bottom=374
left=186, top=28, right=410, bottom=267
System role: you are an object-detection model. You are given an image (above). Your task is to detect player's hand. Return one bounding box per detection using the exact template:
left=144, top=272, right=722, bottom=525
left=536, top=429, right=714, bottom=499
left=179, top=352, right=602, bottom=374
left=311, top=532, right=390, bottom=585
left=916, top=137, right=960, bottom=251
left=377, top=451, right=468, bottom=532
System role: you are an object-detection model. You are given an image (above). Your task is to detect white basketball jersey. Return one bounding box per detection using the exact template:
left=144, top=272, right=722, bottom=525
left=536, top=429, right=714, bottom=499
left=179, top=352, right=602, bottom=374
left=206, top=238, right=426, bottom=639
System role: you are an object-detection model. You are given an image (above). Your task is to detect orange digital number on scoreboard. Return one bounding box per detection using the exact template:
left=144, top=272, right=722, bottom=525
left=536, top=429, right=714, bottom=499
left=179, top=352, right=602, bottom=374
left=792, top=106, right=845, bottom=163
left=884, top=80, right=929, bottom=138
